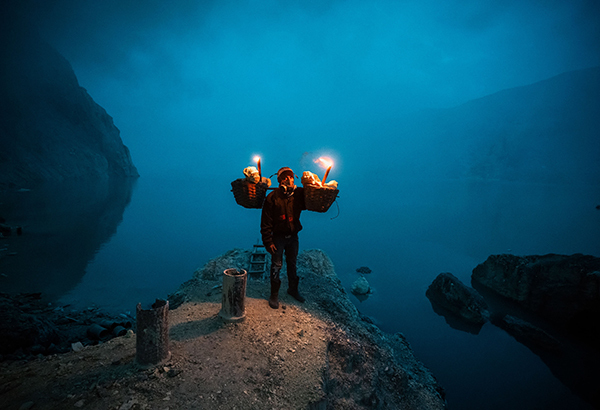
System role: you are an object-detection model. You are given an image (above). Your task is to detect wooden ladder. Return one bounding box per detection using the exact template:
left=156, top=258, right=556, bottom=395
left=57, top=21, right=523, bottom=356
left=248, top=243, right=268, bottom=278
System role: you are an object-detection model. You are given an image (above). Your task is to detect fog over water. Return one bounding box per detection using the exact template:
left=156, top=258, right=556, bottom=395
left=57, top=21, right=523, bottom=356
left=11, top=0, right=600, bottom=178
left=4, top=1, right=600, bottom=409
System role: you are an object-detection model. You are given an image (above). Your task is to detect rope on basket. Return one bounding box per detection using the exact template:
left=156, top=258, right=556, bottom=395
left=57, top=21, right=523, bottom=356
left=330, top=197, right=340, bottom=220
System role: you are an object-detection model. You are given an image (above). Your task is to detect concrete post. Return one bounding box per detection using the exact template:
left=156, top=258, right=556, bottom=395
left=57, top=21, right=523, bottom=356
left=136, top=299, right=170, bottom=366
left=219, top=269, right=247, bottom=322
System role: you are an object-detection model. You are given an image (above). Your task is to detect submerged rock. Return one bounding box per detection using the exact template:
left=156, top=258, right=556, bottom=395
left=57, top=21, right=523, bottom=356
left=426, top=272, right=490, bottom=326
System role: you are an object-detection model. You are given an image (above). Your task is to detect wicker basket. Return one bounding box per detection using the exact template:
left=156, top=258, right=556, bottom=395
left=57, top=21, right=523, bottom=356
left=304, top=185, right=339, bottom=213
left=231, top=179, right=268, bottom=209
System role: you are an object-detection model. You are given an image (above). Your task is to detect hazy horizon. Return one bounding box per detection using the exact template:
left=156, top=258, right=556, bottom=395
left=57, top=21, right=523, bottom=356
left=7, top=0, right=600, bottom=179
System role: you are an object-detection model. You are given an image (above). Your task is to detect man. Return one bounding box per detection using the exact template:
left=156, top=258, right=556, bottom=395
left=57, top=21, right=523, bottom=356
left=260, top=166, right=306, bottom=309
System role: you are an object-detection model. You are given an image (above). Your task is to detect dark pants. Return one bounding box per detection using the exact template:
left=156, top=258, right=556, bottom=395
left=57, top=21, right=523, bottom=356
left=270, top=234, right=299, bottom=287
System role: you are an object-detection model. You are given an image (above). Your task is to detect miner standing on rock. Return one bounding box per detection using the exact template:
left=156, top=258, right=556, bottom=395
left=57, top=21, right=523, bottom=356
left=260, top=167, right=306, bottom=309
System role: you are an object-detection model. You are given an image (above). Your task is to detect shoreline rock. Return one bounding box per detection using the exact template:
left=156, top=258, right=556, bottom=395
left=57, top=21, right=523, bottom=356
left=472, top=253, right=600, bottom=342
left=426, top=272, right=490, bottom=327
left=0, top=292, right=134, bottom=360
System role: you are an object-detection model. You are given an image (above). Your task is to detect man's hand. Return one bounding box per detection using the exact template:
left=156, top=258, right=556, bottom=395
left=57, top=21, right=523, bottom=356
left=268, top=244, right=277, bottom=254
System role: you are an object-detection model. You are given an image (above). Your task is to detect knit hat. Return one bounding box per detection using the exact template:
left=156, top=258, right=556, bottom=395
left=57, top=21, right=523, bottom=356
left=276, top=167, right=295, bottom=182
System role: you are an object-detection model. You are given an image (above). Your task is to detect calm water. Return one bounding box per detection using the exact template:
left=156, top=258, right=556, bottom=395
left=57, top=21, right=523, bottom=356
left=1, top=173, right=599, bottom=409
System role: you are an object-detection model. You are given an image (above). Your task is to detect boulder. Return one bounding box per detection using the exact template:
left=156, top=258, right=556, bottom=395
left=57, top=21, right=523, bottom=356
left=426, top=272, right=490, bottom=326
left=471, top=254, right=600, bottom=338
left=351, top=276, right=371, bottom=295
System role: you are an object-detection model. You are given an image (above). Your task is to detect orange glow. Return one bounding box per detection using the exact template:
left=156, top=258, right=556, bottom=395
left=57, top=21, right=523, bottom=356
left=314, top=157, right=333, bottom=169
left=253, top=156, right=261, bottom=178
left=315, top=157, right=334, bottom=184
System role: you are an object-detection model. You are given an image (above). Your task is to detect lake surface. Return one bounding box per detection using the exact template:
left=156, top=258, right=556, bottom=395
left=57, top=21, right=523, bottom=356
left=1, top=173, right=599, bottom=409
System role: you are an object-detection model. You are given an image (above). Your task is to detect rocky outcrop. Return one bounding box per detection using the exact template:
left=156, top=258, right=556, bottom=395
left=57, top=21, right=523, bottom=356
left=192, top=248, right=255, bottom=281
left=294, top=250, right=446, bottom=408
left=0, top=16, right=138, bottom=188
left=173, top=248, right=447, bottom=409
left=426, top=272, right=490, bottom=326
left=472, top=253, right=600, bottom=340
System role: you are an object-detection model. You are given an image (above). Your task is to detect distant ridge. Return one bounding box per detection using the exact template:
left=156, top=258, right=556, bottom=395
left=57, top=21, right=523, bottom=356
left=386, top=66, right=600, bottom=184
left=459, top=66, right=600, bottom=110
left=439, top=67, right=600, bottom=183
left=0, top=16, right=138, bottom=188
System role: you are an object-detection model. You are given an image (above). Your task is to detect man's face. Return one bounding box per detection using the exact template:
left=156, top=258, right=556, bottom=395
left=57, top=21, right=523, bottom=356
left=280, top=174, right=294, bottom=187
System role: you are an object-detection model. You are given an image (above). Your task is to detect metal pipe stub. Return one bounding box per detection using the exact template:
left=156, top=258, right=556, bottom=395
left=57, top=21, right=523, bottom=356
left=86, top=323, right=110, bottom=340
left=219, top=269, right=247, bottom=322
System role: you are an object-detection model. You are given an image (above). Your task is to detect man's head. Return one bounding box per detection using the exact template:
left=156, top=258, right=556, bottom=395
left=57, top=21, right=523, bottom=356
left=277, top=167, right=295, bottom=187
left=277, top=167, right=294, bottom=182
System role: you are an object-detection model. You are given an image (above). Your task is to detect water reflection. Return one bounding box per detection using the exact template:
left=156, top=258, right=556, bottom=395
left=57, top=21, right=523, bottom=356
left=0, top=177, right=137, bottom=301
left=472, top=282, right=600, bottom=409
left=427, top=298, right=484, bottom=335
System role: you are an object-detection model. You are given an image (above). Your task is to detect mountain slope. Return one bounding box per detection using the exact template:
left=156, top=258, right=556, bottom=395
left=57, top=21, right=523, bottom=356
left=446, top=66, right=600, bottom=182
left=378, top=66, right=600, bottom=184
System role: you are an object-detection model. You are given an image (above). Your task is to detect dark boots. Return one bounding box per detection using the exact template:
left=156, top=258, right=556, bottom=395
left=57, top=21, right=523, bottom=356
left=269, top=280, right=280, bottom=309
left=269, top=278, right=305, bottom=308
left=287, top=277, right=305, bottom=303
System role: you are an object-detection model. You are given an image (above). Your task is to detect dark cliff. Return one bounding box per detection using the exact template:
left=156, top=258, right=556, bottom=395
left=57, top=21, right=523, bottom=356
left=0, top=18, right=138, bottom=188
